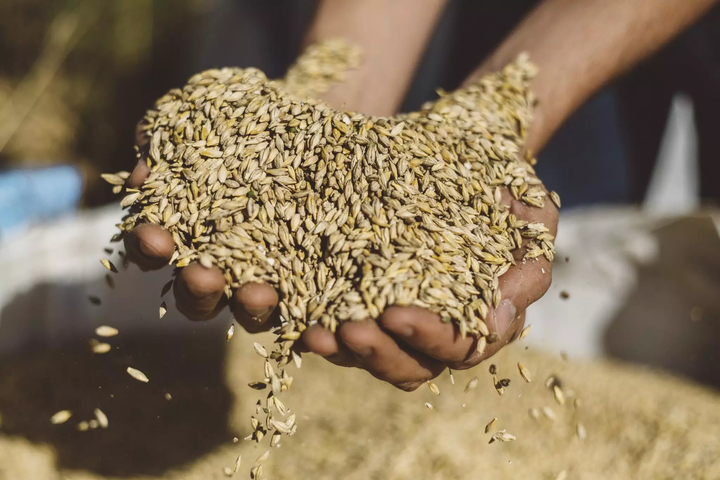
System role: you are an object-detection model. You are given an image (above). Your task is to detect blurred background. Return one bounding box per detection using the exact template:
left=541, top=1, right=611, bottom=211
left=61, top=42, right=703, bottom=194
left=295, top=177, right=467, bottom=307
left=0, top=1, right=719, bottom=479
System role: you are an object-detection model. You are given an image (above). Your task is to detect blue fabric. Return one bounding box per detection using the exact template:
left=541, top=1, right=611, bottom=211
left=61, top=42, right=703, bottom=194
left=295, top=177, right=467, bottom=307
left=535, top=90, right=630, bottom=208
left=0, top=166, right=83, bottom=238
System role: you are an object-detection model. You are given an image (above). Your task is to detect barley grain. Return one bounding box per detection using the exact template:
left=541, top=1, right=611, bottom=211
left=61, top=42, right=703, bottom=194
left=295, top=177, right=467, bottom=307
left=518, top=362, right=532, bottom=382
left=127, top=367, right=149, bottom=383
left=94, top=408, right=109, bottom=428
left=50, top=410, right=72, bottom=425
left=95, top=326, right=118, bottom=337
left=485, top=417, right=497, bottom=434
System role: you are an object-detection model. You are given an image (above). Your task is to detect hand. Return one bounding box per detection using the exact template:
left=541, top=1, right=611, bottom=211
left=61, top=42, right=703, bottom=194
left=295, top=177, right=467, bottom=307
left=125, top=123, right=279, bottom=332
left=299, top=188, right=557, bottom=391
left=123, top=40, right=557, bottom=391
left=124, top=120, right=557, bottom=390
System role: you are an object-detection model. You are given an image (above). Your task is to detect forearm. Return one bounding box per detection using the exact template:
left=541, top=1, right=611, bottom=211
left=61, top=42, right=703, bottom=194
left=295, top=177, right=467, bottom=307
left=467, top=0, right=718, bottom=154
left=305, top=0, right=447, bottom=116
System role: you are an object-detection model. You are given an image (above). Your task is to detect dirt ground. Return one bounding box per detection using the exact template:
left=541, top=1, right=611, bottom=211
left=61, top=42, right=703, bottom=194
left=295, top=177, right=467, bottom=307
left=1, top=329, right=719, bottom=480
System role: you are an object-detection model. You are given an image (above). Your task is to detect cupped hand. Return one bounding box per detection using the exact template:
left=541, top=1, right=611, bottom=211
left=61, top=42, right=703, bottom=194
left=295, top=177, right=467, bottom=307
left=124, top=126, right=278, bottom=333
left=299, top=188, right=557, bottom=391
left=124, top=133, right=557, bottom=391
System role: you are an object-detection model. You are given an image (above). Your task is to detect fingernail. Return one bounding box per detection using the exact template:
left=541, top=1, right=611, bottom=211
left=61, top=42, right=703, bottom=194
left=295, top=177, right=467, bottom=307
left=492, top=299, right=517, bottom=337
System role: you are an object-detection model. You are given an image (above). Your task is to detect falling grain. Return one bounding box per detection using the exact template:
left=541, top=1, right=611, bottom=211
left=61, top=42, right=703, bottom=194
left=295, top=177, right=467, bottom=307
left=489, top=429, right=516, bottom=444
left=576, top=422, right=587, bottom=442
left=464, top=376, right=479, bottom=393
left=226, top=323, right=235, bottom=342
left=517, top=362, right=532, bottom=383
left=95, top=326, right=118, bottom=337
left=92, top=342, right=112, bottom=354
left=484, top=417, right=497, bottom=434
left=253, top=342, right=268, bottom=358
left=255, top=450, right=271, bottom=466
left=94, top=408, right=109, bottom=428
left=126, top=367, right=149, bottom=383
left=493, top=376, right=505, bottom=396
left=542, top=406, right=557, bottom=421
left=50, top=410, right=72, bottom=425
left=100, top=258, right=118, bottom=273
left=519, top=325, right=531, bottom=340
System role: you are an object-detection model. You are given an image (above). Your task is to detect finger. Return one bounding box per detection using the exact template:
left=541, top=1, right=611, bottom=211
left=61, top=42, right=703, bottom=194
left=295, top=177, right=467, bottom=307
left=488, top=186, right=556, bottom=336
left=474, top=311, right=527, bottom=362
left=126, top=158, right=151, bottom=189
left=302, top=324, right=359, bottom=368
left=499, top=255, right=553, bottom=314
left=230, top=283, right=279, bottom=333
left=379, top=306, right=475, bottom=369
left=135, top=120, right=151, bottom=151
left=127, top=120, right=152, bottom=189
left=173, top=262, right=227, bottom=321
left=124, top=224, right=174, bottom=271
left=482, top=185, right=554, bottom=334
left=488, top=257, right=551, bottom=342
left=338, top=320, right=445, bottom=390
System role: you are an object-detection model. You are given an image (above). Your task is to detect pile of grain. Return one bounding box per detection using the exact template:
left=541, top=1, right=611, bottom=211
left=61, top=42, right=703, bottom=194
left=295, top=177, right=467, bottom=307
left=3, top=341, right=720, bottom=479
left=103, top=39, right=556, bottom=470
left=110, top=40, right=554, bottom=337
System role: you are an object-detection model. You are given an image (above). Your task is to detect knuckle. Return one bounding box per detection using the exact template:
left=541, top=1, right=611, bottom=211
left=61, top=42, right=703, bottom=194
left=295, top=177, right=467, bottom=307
left=393, top=381, right=422, bottom=392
